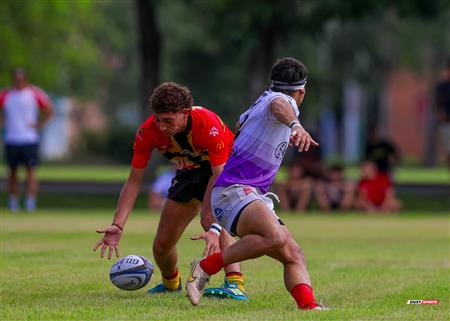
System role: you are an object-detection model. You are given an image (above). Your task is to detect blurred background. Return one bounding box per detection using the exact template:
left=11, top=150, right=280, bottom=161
left=0, top=0, right=449, bottom=211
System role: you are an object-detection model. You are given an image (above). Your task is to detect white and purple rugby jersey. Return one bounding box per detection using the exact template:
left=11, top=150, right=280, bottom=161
left=215, top=90, right=299, bottom=193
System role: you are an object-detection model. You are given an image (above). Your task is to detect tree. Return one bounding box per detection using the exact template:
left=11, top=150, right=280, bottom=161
left=0, top=0, right=139, bottom=118
left=136, top=0, right=161, bottom=121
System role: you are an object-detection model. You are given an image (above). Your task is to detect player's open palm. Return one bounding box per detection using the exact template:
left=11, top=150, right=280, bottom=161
left=289, top=125, right=319, bottom=152
left=190, top=231, right=220, bottom=257
left=93, top=225, right=123, bottom=259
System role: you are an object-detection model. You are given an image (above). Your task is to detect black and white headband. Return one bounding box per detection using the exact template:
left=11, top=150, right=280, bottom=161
left=270, top=78, right=307, bottom=91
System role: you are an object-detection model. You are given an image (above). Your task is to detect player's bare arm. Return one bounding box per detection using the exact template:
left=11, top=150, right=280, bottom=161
left=200, top=164, right=224, bottom=229
left=269, top=97, right=319, bottom=152
left=93, top=167, right=145, bottom=259
left=38, top=104, right=54, bottom=129
left=191, top=164, right=224, bottom=256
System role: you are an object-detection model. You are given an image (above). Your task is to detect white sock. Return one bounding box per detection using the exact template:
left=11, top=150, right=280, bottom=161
left=25, top=195, right=36, bottom=211
left=8, top=196, right=20, bottom=211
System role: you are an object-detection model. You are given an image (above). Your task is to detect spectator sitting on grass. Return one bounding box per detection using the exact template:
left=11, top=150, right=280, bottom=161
left=276, top=162, right=314, bottom=212
left=355, top=160, right=402, bottom=213
left=364, top=125, right=400, bottom=176
left=314, top=164, right=355, bottom=212
left=435, top=56, right=450, bottom=170
left=148, top=166, right=176, bottom=210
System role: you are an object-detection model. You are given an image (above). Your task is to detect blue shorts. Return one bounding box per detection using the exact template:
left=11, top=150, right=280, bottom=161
left=5, top=143, right=39, bottom=169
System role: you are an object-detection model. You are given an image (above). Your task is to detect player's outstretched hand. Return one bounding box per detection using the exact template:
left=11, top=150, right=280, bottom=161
left=190, top=231, right=220, bottom=257
left=289, top=124, right=319, bottom=152
left=93, top=225, right=123, bottom=259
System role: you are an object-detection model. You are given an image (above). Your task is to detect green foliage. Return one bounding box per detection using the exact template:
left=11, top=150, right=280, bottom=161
left=0, top=0, right=139, bottom=110
left=81, top=126, right=136, bottom=164
left=1, top=211, right=448, bottom=320
left=156, top=0, right=450, bottom=126
left=1, top=0, right=448, bottom=151
left=1, top=1, right=97, bottom=93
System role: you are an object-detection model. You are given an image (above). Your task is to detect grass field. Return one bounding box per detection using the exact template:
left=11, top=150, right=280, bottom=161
left=1, top=209, right=448, bottom=321
left=1, top=164, right=449, bottom=184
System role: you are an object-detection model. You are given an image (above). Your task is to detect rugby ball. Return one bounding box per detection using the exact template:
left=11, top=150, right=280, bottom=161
left=110, top=254, right=154, bottom=291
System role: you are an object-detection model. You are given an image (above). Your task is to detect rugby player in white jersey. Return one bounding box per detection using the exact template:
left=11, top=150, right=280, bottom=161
left=186, top=57, right=325, bottom=310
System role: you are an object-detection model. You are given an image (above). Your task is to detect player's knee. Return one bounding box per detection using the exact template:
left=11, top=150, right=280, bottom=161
left=152, top=239, right=171, bottom=257
left=266, top=230, right=288, bottom=251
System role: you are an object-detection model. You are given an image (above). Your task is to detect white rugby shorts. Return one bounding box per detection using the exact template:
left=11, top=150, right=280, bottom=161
left=212, top=184, right=280, bottom=235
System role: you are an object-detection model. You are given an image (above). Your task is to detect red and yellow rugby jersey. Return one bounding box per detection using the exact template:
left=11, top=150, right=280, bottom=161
left=131, top=107, right=234, bottom=169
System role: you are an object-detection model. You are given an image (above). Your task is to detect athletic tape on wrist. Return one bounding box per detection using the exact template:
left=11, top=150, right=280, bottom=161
left=209, top=223, right=222, bottom=236
left=289, top=120, right=301, bottom=129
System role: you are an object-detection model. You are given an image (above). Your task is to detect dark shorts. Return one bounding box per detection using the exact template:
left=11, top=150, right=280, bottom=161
left=5, top=143, right=39, bottom=169
left=167, top=165, right=212, bottom=203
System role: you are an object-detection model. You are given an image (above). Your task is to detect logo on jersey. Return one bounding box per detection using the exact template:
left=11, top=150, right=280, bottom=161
left=242, top=186, right=253, bottom=195
left=214, top=208, right=225, bottom=221
left=216, top=141, right=225, bottom=151
left=275, top=142, right=288, bottom=159
left=209, top=126, right=219, bottom=137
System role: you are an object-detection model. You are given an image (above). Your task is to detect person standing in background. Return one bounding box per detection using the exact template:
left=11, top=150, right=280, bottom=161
left=0, top=68, right=53, bottom=212
left=435, top=57, right=450, bottom=170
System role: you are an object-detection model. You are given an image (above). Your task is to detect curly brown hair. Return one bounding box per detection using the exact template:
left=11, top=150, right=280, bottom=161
left=149, top=82, right=193, bottom=113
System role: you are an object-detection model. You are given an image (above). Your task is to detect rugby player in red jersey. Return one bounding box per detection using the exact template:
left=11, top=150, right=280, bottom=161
left=93, top=82, right=247, bottom=300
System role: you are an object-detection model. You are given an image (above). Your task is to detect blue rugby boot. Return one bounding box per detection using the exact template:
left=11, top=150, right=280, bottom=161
left=203, top=279, right=248, bottom=300
left=147, top=278, right=182, bottom=294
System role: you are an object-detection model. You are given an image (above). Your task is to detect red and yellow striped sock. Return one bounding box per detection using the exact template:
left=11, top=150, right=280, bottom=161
left=162, top=270, right=180, bottom=290
left=225, top=272, right=245, bottom=292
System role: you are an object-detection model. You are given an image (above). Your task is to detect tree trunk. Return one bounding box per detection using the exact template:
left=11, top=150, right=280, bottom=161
left=136, top=0, right=161, bottom=122
left=246, top=24, right=276, bottom=103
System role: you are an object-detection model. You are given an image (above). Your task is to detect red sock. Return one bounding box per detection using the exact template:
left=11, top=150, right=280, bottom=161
left=200, top=252, right=224, bottom=275
left=290, top=283, right=319, bottom=310
left=162, top=269, right=179, bottom=280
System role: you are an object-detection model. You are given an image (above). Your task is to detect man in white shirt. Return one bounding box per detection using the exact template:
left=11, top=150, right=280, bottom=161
left=0, top=68, right=53, bottom=212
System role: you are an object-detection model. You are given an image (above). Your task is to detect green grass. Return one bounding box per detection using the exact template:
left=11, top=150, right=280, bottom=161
left=345, top=167, right=450, bottom=184
left=1, top=190, right=448, bottom=212
left=0, top=164, right=131, bottom=182
left=1, top=164, right=449, bottom=184
left=1, top=210, right=448, bottom=321
left=275, top=166, right=450, bottom=185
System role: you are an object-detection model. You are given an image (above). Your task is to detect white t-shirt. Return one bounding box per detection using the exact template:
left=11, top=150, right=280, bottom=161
left=0, top=85, right=51, bottom=144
